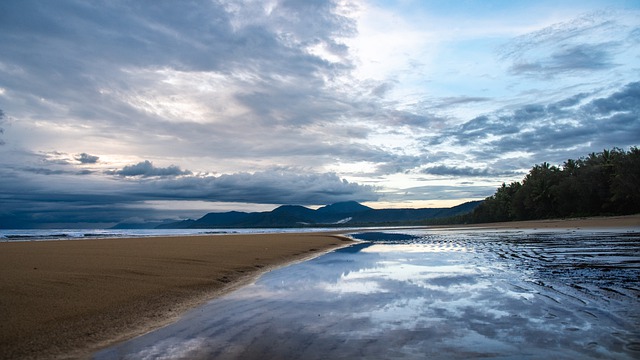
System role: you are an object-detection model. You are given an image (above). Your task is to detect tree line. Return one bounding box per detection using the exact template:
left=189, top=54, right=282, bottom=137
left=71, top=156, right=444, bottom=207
left=434, top=147, right=640, bottom=225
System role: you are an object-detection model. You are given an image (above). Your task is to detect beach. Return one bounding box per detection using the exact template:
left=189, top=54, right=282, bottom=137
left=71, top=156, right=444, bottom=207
left=1, top=214, right=639, bottom=359
left=96, top=220, right=640, bottom=360
left=0, top=233, right=351, bottom=359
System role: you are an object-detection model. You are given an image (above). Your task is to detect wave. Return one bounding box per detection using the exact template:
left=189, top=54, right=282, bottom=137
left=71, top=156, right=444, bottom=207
left=0, top=229, right=233, bottom=242
left=0, top=226, right=364, bottom=242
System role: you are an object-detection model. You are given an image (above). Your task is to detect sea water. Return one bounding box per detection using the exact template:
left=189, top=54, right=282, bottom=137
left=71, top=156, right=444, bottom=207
left=94, top=228, right=640, bottom=359
left=0, top=227, right=366, bottom=242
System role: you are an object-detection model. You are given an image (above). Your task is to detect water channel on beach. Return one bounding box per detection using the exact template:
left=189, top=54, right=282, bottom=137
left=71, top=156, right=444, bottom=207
left=95, top=228, right=640, bottom=359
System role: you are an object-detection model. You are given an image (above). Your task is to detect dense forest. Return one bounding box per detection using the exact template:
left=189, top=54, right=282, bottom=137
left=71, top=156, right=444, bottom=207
left=444, top=147, right=640, bottom=224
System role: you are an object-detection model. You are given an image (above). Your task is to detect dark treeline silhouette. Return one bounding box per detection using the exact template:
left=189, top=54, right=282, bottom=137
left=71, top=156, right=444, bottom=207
left=430, top=147, right=640, bottom=225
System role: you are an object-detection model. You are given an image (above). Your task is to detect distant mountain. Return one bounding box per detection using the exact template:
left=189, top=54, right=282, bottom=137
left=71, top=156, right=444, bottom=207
left=154, top=200, right=482, bottom=229
left=316, top=201, right=372, bottom=214
left=194, top=211, right=251, bottom=227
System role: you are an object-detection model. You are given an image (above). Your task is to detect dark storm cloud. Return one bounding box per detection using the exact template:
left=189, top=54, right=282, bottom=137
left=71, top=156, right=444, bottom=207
left=0, top=165, right=136, bottom=227
left=151, top=170, right=377, bottom=205
left=0, top=154, right=378, bottom=227
left=109, top=160, right=192, bottom=178
left=75, top=153, right=99, bottom=164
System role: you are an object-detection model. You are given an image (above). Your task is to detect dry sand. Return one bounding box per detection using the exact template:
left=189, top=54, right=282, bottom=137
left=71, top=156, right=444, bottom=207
left=0, top=233, right=351, bottom=359
left=1, top=215, right=638, bottom=359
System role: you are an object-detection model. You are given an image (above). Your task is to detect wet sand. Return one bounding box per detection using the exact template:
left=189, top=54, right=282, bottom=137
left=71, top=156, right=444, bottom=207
left=0, top=233, right=351, bottom=359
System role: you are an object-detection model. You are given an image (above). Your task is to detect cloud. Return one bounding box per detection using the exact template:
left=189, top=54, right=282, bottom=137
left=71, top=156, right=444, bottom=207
left=500, top=10, right=637, bottom=78
left=150, top=169, right=378, bottom=205
left=588, top=81, right=640, bottom=114
left=422, top=165, right=519, bottom=178
left=75, top=153, right=99, bottom=164
left=0, top=109, right=4, bottom=146
left=509, top=43, right=617, bottom=76
left=424, top=114, right=520, bottom=146
left=381, top=185, right=498, bottom=203
left=546, top=92, right=590, bottom=112
left=429, top=96, right=492, bottom=109
left=109, top=160, right=192, bottom=178
left=0, top=0, right=397, bottom=173
left=0, top=151, right=378, bottom=227
left=370, top=82, right=395, bottom=98
left=427, top=81, right=640, bottom=151
left=374, top=154, right=426, bottom=175
left=0, top=1, right=353, bottom=117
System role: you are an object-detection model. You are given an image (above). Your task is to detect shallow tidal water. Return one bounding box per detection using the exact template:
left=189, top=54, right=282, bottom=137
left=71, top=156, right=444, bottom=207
left=94, top=228, right=640, bottom=360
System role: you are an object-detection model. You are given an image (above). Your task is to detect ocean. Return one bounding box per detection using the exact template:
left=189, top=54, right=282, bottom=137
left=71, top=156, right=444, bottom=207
left=0, top=227, right=364, bottom=242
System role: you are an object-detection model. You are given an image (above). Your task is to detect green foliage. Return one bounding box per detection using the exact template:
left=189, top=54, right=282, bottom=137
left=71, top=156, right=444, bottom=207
left=467, top=147, right=640, bottom=223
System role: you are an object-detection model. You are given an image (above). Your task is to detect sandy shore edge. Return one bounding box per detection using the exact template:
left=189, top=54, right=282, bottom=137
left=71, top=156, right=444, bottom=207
left=440, top=213, right=640, bottom=230
left=0, top=232, right=353, bottom=360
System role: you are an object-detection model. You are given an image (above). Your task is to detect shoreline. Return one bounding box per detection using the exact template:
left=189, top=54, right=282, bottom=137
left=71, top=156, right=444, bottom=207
left=445, top=213, right=640, bottom=230
left=1, top=214, right=638, bottom=359
left=0, top=233, right=353, bottom=359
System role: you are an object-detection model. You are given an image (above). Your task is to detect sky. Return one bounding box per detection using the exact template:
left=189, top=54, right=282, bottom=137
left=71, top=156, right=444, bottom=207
left=1, top=0, right=639, bottom=228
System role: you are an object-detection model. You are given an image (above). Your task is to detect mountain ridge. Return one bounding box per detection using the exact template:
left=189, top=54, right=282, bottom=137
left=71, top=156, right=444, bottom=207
left=149, top=200, right=481, bottom=229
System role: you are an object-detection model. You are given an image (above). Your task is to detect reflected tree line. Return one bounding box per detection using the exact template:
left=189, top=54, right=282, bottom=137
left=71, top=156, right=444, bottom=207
left=435, top=147, right=640, bottom=224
